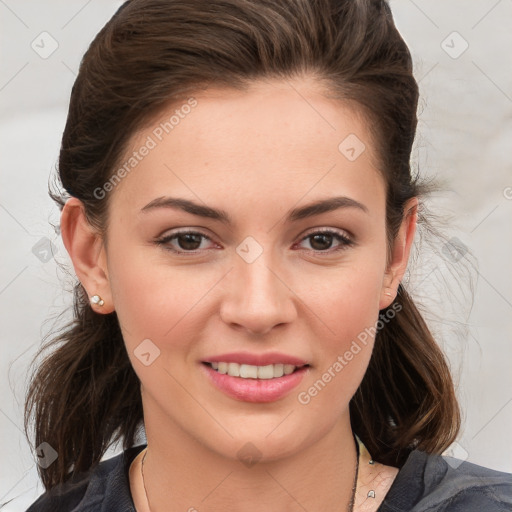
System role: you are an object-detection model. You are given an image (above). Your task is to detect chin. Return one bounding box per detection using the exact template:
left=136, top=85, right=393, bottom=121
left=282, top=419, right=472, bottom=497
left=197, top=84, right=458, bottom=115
left=205, top=420, right=320, bottom=466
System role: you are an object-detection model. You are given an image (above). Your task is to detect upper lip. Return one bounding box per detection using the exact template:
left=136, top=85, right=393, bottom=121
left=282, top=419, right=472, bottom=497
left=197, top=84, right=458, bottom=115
left=203, top=352, right=309, bottom=367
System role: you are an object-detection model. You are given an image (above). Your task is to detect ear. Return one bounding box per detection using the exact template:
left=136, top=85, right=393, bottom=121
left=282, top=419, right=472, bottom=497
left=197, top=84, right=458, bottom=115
left=379, top=197, right=418, bottom=309
left=60, top=197, right=114, bottom=314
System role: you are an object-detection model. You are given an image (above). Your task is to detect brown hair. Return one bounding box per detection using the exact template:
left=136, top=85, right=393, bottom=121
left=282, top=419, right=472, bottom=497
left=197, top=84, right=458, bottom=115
left=25, top=0, right=460, bottom=491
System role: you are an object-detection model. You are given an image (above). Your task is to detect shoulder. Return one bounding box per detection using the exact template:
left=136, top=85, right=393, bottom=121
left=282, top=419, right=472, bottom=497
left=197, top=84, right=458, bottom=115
left=25, top=444, right=145, bottom=512
left=380, top=449, right=512, bottom=512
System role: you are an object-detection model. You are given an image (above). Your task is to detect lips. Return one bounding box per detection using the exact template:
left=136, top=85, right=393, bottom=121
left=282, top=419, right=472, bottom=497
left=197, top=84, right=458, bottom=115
left=201, top=352, right=310, bottom=402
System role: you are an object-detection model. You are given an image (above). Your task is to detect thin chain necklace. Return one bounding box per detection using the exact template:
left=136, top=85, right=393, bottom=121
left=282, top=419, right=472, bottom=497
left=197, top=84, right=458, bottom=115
left=140, top=438, right=360, bottom=512
left=140, top=449, right=150, bottom=512
left=348, top=436, right=360, bottom=511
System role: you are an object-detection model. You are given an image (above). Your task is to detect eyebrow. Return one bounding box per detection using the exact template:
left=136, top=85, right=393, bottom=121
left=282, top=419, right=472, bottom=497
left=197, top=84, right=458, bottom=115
left=140, top=195, right=369, bottom=223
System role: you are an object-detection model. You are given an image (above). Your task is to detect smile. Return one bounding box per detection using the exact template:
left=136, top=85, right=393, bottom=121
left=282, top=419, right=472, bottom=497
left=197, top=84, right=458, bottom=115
left=201, top=362, right=310, bottom=403
left=205, top=362, right=306, bottom=379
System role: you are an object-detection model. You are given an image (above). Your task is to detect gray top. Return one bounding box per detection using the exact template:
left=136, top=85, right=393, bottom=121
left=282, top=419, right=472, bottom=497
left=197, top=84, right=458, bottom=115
left=26, top=444, right=512, bottom=511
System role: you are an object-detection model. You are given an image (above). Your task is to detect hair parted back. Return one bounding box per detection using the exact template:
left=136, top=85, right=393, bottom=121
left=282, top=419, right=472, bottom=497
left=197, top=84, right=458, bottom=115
left=25, top=0, right=460, bottom=491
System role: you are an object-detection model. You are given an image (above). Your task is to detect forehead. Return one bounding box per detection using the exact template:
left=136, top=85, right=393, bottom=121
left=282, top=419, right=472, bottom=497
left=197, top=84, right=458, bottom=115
left=109, top=78, right=386, bottom=218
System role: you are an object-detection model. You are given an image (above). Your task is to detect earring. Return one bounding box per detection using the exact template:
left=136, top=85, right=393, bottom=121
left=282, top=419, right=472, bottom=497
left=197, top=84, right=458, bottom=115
left=384, top=291, right=393, bottom=297
left=90, top=295, right=105, bottom=307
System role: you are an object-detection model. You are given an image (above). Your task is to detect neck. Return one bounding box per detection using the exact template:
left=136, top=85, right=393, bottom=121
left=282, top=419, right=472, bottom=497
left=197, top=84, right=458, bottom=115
left=138, top=408, right=358, bottom=512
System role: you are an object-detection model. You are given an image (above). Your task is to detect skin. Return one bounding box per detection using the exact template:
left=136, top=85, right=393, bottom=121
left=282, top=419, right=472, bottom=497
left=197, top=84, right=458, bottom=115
left=61, top=77, right=417, bottom=512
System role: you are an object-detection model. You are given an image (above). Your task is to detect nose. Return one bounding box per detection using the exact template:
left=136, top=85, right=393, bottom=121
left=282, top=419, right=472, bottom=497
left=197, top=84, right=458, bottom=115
left=219, top=252, right=297, bottom=336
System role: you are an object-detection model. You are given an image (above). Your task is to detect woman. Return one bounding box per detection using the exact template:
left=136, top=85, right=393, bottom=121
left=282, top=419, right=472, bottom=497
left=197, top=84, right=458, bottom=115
left=24, top=0, right=512, bottom=511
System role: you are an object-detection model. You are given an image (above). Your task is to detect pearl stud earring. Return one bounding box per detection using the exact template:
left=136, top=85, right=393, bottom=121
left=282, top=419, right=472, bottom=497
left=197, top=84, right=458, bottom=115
left=90, top=295, right=104, bottom=307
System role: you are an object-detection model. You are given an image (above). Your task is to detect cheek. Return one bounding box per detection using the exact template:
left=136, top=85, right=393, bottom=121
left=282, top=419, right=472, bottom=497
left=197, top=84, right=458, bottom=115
left=302, top=256, right=385, bottom=344
left=297, top=258, right=385, bottom=404
left=106, top=244, right=202, bottom=352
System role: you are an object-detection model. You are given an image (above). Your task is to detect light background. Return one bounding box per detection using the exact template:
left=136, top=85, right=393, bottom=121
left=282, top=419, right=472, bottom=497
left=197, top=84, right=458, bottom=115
left=1, top=0, right=511, bottom=509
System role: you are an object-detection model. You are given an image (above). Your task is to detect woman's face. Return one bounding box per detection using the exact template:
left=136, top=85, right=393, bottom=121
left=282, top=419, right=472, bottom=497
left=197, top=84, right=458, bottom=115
left=99, top=78, right=412, bottom=461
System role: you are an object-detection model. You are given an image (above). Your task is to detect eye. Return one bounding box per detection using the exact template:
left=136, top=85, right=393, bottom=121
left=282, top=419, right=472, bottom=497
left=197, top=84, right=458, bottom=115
left=155, top=230, right=217, bottom=253
left=296, top=228, right=354, bottom=253
left=155, top=227, right=354, bottom=255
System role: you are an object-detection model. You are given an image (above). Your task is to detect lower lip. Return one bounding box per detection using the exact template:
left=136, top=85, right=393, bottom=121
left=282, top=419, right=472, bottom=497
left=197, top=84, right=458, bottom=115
left=201, top=363, right=309, bottom=403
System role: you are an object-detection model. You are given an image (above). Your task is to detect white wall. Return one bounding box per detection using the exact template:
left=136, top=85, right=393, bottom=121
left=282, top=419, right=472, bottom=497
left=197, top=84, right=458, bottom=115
left=1, top=1, right=511, bottom=509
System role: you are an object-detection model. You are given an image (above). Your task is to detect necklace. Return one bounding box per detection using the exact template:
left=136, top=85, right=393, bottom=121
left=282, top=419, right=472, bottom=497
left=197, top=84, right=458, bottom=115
left=348, top=436, right=360, bottom=511
left=140, top=437, right=361, bottom=512
left=140, top=449, right=151, bottom=512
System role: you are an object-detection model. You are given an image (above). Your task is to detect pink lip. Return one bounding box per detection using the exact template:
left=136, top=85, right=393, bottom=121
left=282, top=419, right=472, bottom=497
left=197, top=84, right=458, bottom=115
left=201, top=363, right=309, bottom=403
left=203, top=351, right=309, bottom=367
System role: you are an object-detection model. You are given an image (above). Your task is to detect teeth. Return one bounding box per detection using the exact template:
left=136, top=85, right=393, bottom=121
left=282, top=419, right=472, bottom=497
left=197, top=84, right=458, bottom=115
left=283, top=364, right=295, bottom=375
left=257, top=364, right=274, bottom=379
left=240, top=364, right=258, bottom=378
left=228, top=362, right=240, bottom=377
left=209, top=362, right=301, bottom=379
left=273, top=363, right=284, bottom=378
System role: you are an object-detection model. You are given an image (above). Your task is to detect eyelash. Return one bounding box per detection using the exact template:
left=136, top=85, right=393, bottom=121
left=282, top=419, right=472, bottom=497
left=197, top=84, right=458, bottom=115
left=154, top=228, right=354, bottom=255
